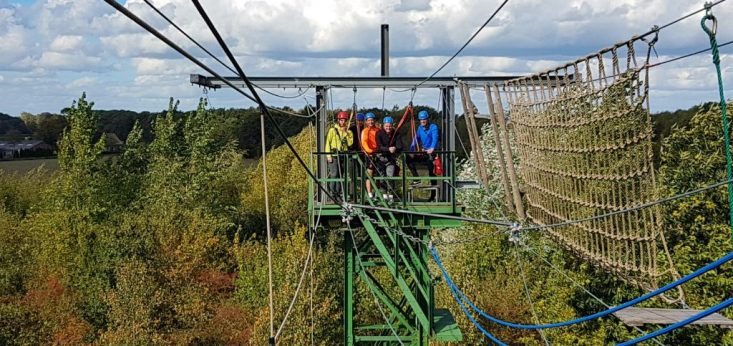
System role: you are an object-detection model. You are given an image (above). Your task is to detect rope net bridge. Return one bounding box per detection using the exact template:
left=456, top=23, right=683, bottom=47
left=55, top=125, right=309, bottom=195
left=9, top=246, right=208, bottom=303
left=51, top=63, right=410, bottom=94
left=460, top=37, right=683, bottom=294
left=449, top=28, right=733, bottom=342
left=443, top=3, right=733, bottom=342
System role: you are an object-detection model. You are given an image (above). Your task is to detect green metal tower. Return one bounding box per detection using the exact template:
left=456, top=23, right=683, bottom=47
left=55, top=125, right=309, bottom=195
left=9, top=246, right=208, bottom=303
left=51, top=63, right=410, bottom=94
left=309, top=153, right=463, bottom=345
left=190, top=75, right=519, bottom=344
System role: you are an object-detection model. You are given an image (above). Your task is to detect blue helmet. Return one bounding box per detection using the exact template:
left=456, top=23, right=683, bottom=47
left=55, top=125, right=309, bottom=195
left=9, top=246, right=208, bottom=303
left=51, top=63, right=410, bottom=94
left=356, top=113, right=365, bottom=121
left=366, top=112, right=376, bottom=120
left=383, top=116, right=394, bottom=124
left=418, top=110, right=429, bottom=120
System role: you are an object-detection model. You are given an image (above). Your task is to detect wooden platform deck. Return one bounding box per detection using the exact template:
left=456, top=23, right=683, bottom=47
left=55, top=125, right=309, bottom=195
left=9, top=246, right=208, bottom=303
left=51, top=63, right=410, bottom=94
left=614, top=307, right=733, bottom=328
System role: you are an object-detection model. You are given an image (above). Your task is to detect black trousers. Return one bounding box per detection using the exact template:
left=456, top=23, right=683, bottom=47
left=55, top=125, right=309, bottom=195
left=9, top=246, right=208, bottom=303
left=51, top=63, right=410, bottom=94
left=406, top=153, right=437, bottom=200
left=374, top=154, right=398, bottom=195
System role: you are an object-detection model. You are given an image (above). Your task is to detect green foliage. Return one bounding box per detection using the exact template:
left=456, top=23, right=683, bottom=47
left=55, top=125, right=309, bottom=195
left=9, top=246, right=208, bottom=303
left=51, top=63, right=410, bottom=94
left=92, top=106, right=312, bottom=158
left=235, top=228, right=342, bottom=345
left=0, top=208, right=31, bottom=296
left=651, top=102, right=716, bottom=165
left=0, top=298, right=47, bottom=345
left=19, top=112, right=68, bottom=146
left=0, top=93, right=336, bottom=344
left=456, top=99, right=733, bottom=345
left=240, top=124, right=313, bottom=237
left=657, top=103, right=733, bottom=343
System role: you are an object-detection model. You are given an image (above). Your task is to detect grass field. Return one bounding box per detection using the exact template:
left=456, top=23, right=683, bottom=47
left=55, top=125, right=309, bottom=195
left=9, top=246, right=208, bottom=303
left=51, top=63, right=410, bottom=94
left=0, top=157, right=260, bottom=175
left=0, top=158, right=59, bottom=174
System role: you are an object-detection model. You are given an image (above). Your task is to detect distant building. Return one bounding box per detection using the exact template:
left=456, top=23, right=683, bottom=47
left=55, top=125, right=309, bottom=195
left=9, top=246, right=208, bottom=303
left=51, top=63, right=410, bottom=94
left=102, top=132, right=124, bottom=153
left=0, top=140, right=55, bottom=160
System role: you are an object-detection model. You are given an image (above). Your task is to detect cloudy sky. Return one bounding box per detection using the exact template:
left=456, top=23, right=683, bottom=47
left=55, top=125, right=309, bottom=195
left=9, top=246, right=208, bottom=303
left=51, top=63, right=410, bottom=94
left=1, top=0, right=733, bottom=116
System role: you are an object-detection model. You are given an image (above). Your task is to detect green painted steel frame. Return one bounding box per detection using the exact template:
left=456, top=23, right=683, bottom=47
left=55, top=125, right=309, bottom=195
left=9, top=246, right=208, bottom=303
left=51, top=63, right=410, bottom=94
left=314, top=152, right=462, bottom=345
left=344, top=214, right=433, bottom=345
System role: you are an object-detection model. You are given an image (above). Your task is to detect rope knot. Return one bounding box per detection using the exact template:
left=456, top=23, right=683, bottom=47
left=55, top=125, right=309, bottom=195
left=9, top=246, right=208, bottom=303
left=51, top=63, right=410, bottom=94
left=509, top=223, right=522, bottom=245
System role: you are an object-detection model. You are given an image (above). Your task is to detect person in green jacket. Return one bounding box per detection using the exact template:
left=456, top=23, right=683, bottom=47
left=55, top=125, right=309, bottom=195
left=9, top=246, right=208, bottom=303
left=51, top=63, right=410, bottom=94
left=325, top=111, right=354, bottom=201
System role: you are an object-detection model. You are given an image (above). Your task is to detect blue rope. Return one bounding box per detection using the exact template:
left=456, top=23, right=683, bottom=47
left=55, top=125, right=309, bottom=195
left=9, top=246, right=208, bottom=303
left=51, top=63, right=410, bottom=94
left=430, top=247, right=733, bottom=330
left=442, top=270, right=509, bottom=346
left=617, top=297, right=733, bottom=346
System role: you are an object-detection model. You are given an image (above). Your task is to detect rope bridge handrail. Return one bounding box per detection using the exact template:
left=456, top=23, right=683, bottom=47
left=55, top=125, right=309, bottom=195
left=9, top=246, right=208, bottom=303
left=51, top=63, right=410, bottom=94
left=430, top=246, right=733, bottom=330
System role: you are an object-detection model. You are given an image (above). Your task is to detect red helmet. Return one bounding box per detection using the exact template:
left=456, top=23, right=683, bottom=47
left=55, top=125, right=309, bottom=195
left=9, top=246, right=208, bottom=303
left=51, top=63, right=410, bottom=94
left=337, top=111, right=349, bottom=120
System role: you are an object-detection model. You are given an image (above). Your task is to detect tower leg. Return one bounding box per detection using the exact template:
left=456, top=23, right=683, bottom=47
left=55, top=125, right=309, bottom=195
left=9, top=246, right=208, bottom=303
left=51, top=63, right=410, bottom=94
left=344, top=230, right=355, bottom=345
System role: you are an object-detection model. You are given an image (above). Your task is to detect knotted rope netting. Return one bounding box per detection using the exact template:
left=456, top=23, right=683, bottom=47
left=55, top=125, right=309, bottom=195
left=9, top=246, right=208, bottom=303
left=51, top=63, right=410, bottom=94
left=504, top=39, right=678, bottom=290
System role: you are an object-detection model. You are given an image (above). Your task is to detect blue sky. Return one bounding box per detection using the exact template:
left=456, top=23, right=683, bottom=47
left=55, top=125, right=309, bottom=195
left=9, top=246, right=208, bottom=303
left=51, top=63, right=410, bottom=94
left=1, top=0, right=732, bottom=116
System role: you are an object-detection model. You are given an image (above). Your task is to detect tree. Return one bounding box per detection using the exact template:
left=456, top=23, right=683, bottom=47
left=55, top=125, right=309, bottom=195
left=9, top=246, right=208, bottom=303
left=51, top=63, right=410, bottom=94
left=657, top=104, right=733, bottom=344
left=0, top=112, right=31, bottom=137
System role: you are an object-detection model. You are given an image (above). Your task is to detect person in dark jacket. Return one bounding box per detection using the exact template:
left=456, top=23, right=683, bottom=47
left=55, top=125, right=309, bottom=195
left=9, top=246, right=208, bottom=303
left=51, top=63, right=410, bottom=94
left=376, top=116, right=402, bottom=201
left=349, top=113, right=365, bottom=151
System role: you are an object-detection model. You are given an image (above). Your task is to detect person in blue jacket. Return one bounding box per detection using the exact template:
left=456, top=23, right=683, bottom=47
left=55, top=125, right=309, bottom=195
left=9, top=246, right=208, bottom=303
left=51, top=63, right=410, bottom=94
left=407, top=110, right=440, bottom=201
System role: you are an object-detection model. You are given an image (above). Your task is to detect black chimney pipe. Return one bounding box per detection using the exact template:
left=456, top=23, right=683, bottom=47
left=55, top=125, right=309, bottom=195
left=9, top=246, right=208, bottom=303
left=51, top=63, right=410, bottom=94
left=381, top=24, right=389, bottom=77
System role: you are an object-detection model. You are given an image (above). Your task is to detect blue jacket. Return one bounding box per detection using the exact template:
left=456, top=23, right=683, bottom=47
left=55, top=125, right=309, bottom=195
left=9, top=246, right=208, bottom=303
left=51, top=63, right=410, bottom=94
left=410, top=123, right=439, bottom=151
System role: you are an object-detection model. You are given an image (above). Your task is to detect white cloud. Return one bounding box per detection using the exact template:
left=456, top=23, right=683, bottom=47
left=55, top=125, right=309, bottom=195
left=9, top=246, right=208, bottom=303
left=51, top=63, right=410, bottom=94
left=132, top=57, right=197, bottom=75
left=395, top=0, right=431, bottom=11
left=100, top=33, right=172, bottom=58
left=0, top=8, right=32, bottom=65
left=49, top=35, right=84, bottom=52
left=67, top=76, right=97, bottom=88
left=36, top=52, right=103, bottom=70
left=3, top=0, right=733, bottom=116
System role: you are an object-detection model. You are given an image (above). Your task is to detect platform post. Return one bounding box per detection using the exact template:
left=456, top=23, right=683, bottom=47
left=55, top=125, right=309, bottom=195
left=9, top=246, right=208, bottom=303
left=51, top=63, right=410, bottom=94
left=344, top=229, right=355, bottom=345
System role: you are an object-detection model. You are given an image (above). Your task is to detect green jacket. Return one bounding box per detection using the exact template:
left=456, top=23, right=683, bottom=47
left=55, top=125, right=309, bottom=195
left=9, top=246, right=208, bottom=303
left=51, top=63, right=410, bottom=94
left=325, top=125, right=354, bottom=160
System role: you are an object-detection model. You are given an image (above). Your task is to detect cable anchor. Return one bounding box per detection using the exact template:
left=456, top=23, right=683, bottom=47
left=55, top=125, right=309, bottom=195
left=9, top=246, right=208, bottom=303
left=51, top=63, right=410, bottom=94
left=340, top=202, right=354, bottom=223
left=702, top=3, right=718, bottom=36
left=641, top=25, right=659, bottom=58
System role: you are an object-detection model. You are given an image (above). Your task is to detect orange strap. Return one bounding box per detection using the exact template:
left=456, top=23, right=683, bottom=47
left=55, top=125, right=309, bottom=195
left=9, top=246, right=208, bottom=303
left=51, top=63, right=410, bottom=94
left=409, top=107, right=420, bottom=152
left=390, top=103, right=413, bottom=146
left=346, top=104, right=355, bottom=131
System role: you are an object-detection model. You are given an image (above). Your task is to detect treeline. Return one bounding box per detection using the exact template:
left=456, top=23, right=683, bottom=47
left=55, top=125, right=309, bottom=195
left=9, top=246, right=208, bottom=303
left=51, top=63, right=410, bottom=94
left=0, top=113, right=31, bottom=136
left=1, top=94, right=732, bottom=344
left=2, top=107, right=311, bottom=158
left=4, top=101, right=707, bottom=161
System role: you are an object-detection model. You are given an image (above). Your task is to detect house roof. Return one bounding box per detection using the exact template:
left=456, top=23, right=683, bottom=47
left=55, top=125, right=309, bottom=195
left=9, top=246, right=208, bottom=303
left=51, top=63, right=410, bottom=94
left=103, top=133, right=124, bottom=146
left=0, top=140, right=48, bottom=151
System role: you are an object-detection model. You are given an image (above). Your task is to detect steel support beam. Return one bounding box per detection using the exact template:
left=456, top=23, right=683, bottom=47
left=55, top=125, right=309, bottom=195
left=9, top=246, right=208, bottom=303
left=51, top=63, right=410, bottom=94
left=190, top=74, right=519, bottom=89
left=316, top=86, right=328, bottom=203
left=440, top=86, right=455, bottom=204
left=381, top=24, right=389, bottom=77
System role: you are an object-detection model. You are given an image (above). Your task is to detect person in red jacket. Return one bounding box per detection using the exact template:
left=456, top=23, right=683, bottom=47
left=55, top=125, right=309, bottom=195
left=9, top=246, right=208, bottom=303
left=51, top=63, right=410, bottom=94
left=361, top=112, right=380, bottom=199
